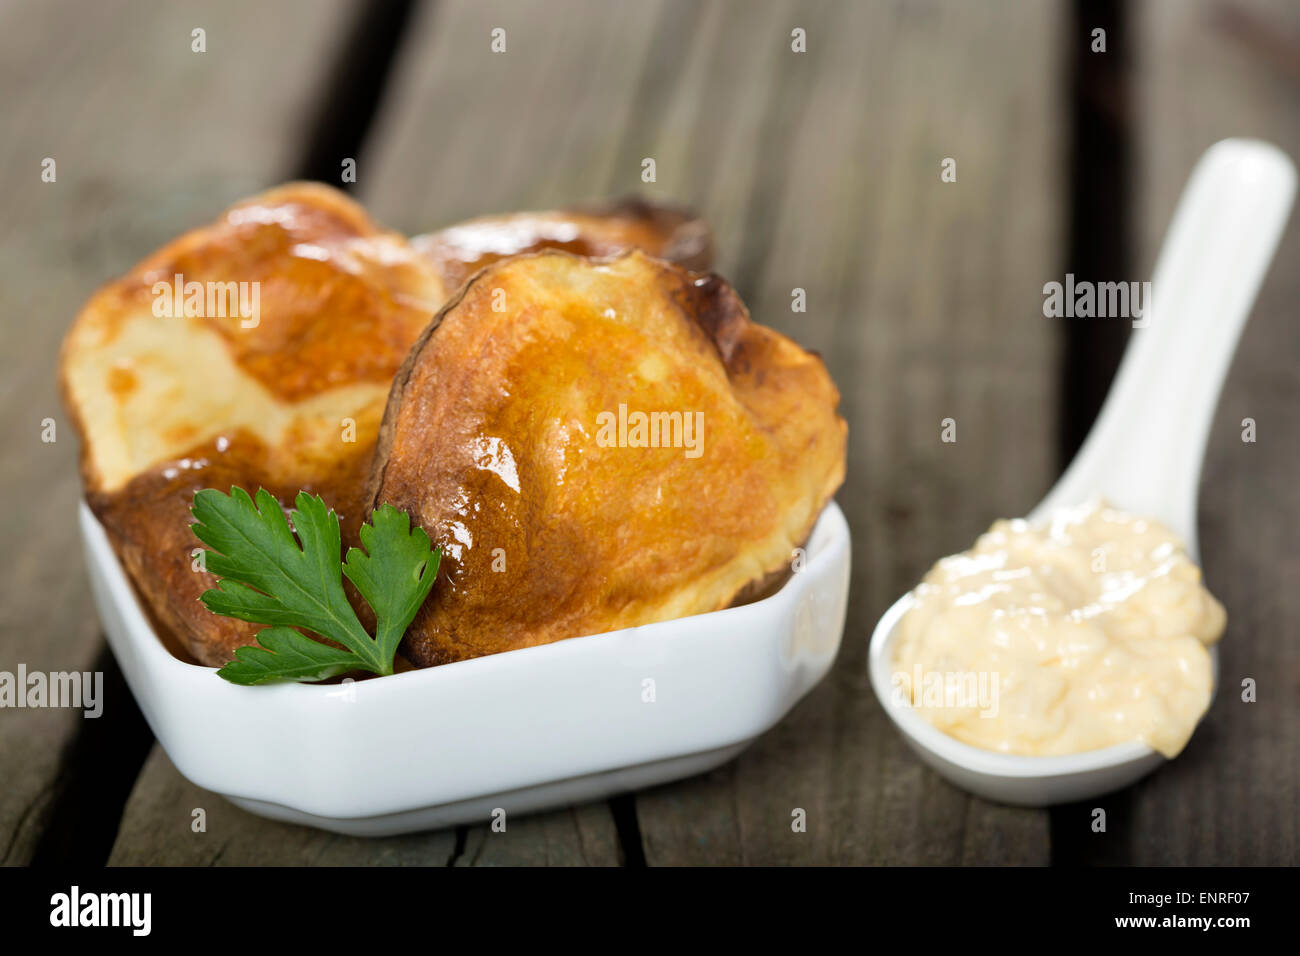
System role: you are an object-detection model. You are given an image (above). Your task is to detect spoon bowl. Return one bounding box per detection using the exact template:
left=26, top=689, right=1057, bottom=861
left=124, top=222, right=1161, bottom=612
left=869, top=138, right=1296, bottom=806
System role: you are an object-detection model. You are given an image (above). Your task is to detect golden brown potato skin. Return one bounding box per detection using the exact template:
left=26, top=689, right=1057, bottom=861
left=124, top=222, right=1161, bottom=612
left=88, top=436, right=281, bottom=667
left=60, top=183, right=448, bottom=496
left=62, top=184, right=445, bottom=667
left=411, top=199, right=712, bottom=291
left=86, top=431, right=377, bottom=668
left=61, top=186, right=716, bottom=668
left=369, top=251, right=846, bottom=666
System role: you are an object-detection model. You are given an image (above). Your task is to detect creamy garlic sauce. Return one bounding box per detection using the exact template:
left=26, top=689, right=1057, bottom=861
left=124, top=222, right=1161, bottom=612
left=891, top=500, right=1226, bottom=758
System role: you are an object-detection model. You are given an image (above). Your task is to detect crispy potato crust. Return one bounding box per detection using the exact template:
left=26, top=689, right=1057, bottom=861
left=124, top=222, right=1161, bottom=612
left=62, top=184, right=446, bottom=666
left=369, top=250, right=846, bottom=666
left=62, top=186, right=718, bottom=668
left=60, top=182, right=447, bottom=496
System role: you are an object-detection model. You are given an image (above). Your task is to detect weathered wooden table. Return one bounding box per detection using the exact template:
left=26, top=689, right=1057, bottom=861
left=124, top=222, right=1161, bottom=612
left=2, top=0, right=1296, bottom=866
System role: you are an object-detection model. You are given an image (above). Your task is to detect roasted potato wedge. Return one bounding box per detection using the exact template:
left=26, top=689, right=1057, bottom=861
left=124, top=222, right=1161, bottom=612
left=368, top=250, right=846, bottom=666
left=61, top=183, right=447, bottom=666
left=61, top=185, right=717, bottom=668
left=61, top=182, right=447, bottom=497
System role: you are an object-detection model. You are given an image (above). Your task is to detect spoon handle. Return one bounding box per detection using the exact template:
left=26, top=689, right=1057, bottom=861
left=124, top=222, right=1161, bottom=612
left=1031, top=138, right=1296, bottom=553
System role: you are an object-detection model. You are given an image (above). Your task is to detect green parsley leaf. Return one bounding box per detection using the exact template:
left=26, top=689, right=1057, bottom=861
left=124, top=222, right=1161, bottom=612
left=190, top=487, right=440, bottom=685
left=342, top=504, right=440, bottom=669
left=216, top=626, right=361, bottom=685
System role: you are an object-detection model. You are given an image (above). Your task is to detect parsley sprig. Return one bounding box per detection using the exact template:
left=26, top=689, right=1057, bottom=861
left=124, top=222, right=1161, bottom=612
left=191, top=487, right=440, bottom=685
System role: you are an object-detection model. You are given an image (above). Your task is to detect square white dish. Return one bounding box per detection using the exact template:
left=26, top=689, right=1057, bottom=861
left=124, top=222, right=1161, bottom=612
left=80, top=499, right=850, bottom=836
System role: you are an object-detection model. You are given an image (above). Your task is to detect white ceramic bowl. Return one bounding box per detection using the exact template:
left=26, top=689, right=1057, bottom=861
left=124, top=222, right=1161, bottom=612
left=81, top=500, right=850, bottom=836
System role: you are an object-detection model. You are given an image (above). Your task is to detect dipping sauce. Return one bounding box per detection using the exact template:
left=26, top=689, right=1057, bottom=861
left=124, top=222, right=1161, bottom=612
left=891, top=500, right=1226, bottom=757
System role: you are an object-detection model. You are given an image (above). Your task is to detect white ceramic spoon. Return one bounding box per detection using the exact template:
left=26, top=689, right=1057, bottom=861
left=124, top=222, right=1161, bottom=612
left=868, top=138, right=1296, bottom=806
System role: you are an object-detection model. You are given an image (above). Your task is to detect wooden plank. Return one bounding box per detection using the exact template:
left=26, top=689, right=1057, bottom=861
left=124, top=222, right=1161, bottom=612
left=332, top=0, right=708, bottom=865
left=363, top=0, right=672, bottom=226
left=451, top=806, right=621, bottom=867
left=1117, top=0, right=1300, bottom=865
left=110, top=749, right=457, bottom=865
left=359, top=0, right=1065, bottom=865
left=0, top=0, right=359, bottom=864
left=109, top=0, right=687, bottom=865
left=112, top=745, right=623, bottom=865
left=106, top=0, right=1068, bottom=865
left=371, top=0, right=837, bottom=866
left=629, top=0, right=1065, bottom=864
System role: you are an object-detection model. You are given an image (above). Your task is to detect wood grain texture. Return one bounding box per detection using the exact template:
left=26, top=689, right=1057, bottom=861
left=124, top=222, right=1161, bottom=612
left=362, top=0, right=681, bottom=226
left=111, top=0, right=1065, bottom=865
left=355, top=0, right=703, bottom=865
left=0, top=0, right=358, bottom=864
left=29, top=0, right=1293, bottom=868
left=106, top=0, right=680, bottom=865
left=1114, top=0, right=1300, bottom=865
left=111, top=751, right=621, bottom=865
left=451, top=805, right=622, bottom=867
left=109, top=749, right=458, bottom=865
left=110, top=751, right=602, bottom=867
left=624, top=0, right=1065, bottom=865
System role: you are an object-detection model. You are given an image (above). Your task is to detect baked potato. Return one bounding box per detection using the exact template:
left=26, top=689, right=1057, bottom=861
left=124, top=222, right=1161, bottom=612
left=60, top=185, right=718, bottom=667
left=367, top=251, right=846, bottom=666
